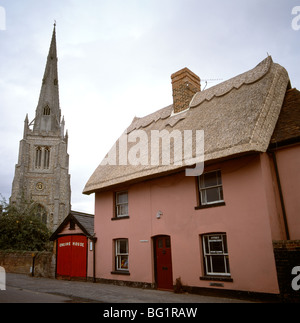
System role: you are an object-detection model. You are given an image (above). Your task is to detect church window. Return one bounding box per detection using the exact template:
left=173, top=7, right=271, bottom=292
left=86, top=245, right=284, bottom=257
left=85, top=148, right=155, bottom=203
left=44, top=147, right=51, bottom=169
left=35, top=146, right=51, bottom=170
left=35, top=204, right=47, bottom=225
left=43, top=106, right=51, bottom=116
left=35, top=147, right=42, bottom=169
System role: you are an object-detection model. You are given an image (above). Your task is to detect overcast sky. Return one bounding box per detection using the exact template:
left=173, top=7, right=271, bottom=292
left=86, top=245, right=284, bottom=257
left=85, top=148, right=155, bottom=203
left=0, top=0, right=299, bottom=214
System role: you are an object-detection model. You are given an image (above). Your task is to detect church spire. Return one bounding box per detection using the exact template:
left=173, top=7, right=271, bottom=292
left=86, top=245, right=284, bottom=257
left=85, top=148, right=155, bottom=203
left=10, top=23, right=71, bottom=231
left=33, top=24, right=61, bottom=134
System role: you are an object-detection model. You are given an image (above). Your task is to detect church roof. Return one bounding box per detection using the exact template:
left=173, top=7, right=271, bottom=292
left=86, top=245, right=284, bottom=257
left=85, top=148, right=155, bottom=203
left=83, top=57, right=290, bottom=194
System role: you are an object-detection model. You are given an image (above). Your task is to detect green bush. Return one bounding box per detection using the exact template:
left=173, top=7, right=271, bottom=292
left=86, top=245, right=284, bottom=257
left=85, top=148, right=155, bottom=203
left=0, top=195, right=52, bottom=251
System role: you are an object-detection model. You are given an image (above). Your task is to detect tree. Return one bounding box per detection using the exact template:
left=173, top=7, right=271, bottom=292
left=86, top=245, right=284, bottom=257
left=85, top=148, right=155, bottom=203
left=0, top=195, right=52, bottom=251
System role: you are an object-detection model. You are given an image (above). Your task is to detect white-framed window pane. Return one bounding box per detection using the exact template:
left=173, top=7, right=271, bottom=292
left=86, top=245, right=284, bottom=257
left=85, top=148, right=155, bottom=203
left=202, top=172, right=218, bottom=188
left=117, top=255, right=128, bottom=270
left=117, top=192, right=128, bottom=203
left=211, top=255, right=226, bottom=273
left=202, top=234, right=230, bottom=276
left=116, top=192, right=128, bottom=217
left=209, top=240, right=223, bottom=254
left=206, top=187, right=221, bottom=204
left=117, top=204, right=128, bottom=216
left=117, top=239, right=128, bottom=254
left=115, top=239, right=129, bottom=271
left=199, top=170, right=224, bottom=205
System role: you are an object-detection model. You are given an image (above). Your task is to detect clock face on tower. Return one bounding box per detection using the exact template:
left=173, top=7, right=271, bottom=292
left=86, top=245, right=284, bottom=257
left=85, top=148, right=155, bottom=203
left=36, top=182, right=44, bottom=191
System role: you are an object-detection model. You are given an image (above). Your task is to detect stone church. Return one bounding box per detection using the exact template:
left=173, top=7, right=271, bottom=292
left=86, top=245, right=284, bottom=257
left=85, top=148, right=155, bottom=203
left=10, top=25, right=71, bottom=231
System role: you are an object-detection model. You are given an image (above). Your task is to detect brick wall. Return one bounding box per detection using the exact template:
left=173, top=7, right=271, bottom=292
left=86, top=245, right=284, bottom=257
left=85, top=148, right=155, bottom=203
left=0, top=251, right=55, bottom=278
left=171, top=68, right=200, bottom=114
left=273, top=240, right=300, bottom=302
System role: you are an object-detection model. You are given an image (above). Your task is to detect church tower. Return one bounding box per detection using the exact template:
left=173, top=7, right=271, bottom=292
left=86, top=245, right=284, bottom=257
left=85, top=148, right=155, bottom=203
left=10, top=24, right=71, bottom=231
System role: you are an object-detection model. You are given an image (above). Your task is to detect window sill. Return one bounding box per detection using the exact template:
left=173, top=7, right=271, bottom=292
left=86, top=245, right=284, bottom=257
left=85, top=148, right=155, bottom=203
left=195, top=201, right=225, bottom=210
left=200, top=275, right=233, bottom=282
left=111, top=270, right=130, bottom=276
left=111, top=216, right=130, bottom=221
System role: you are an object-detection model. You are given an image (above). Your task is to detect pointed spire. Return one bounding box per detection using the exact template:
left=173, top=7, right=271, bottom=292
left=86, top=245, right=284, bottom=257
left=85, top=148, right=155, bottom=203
left=64, top=129, right=69, bottom=146
left=33, top=24, right=61, bottom=134
left=47, top=22, right=57, bottom=63
left=61, top=115, right=65, bottom=138
left=23, top=114, right=29, bottom=139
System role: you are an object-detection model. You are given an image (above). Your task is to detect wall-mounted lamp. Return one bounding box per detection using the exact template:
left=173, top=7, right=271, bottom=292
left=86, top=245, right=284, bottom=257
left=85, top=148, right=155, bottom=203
left=156, top=211, right=163, bottom=219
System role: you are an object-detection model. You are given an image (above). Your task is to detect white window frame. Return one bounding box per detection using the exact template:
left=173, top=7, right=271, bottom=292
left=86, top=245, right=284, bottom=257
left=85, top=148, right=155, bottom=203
left=199, top=170, right=224, bottom=206
left=202, top=233, right=230, bottom=276
left=115, top=191, right=128, bottom=218
left=115, top=239, right=129, bottom=271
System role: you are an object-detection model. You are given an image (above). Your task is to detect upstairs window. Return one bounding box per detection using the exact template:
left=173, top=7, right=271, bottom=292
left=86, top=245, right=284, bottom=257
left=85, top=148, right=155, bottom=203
left=197, top=170, right=224, bottom=207
left=115, top=191, right=128, bottom=218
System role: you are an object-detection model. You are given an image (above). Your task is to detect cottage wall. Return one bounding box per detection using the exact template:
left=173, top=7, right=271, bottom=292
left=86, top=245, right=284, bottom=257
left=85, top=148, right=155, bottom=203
left=274, top=145, right=300, bottom=240
left=93, top=153, right=285, bottom=294
left=259, top=152, right=287, bottom=240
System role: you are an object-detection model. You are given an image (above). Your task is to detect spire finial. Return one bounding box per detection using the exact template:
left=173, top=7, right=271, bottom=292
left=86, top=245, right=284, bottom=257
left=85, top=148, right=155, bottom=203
left=54, top=20, right=56, bottom=28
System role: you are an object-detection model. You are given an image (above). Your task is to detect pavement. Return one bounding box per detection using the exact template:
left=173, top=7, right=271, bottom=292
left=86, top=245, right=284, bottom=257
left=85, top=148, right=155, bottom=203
left=0, top=273, right=253, bottom=303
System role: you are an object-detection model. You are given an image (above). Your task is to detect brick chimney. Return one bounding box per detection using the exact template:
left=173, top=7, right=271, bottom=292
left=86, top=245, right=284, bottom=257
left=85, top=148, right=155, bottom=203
left=171, top=68, right=201, bottom=114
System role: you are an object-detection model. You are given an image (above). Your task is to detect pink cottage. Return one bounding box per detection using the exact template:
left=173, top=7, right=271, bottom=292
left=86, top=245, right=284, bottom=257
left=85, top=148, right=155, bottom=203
left=83, top=57, right=300, bottom=299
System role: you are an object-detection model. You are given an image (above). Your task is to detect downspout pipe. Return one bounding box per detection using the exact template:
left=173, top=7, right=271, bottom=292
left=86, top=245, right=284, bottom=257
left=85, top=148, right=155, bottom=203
left=270, top=151, right=290, bottom=240
left=90, top=236, right=97, bottom=283
left=93, top=239, right=96, bottom=283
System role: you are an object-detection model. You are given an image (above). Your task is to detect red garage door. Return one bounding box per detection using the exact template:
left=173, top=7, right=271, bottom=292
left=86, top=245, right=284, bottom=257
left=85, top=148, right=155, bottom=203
left=57, top=235, right=87, bottom=279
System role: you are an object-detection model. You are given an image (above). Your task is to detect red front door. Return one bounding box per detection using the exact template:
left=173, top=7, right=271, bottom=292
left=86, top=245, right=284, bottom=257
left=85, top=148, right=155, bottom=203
left=57, top=235, right=87, bottom=279
left=155, top=236, right=173, bottom=290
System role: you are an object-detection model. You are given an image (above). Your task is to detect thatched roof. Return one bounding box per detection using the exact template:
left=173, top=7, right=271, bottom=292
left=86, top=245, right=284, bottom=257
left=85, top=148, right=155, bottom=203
left=270, top=88, right=300, bottom=147
left=83, top=57, right=290, bottom=194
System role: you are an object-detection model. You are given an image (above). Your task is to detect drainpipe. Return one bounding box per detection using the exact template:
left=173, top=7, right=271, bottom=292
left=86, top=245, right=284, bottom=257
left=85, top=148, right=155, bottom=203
left=91, top=236, right=97, bottom=283
left=270, top=151, right=290, bottom=240
left=93, top=239, right=96, bottom=283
